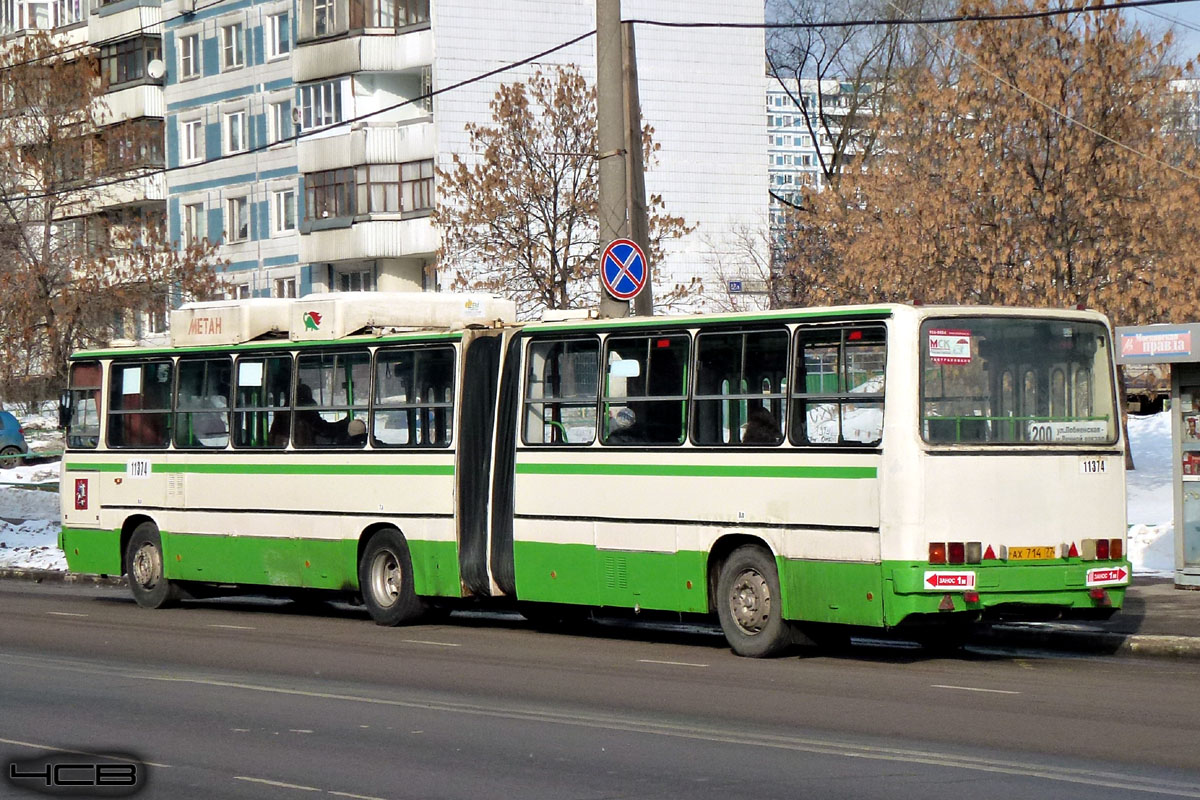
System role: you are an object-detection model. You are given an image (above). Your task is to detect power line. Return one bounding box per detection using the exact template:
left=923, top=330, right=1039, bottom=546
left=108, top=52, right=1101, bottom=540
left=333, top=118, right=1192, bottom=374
left=6, top=29, right=598, bottom=202
left=628, top=0, right=1198, bottom=30
left=1136, top=5, right=1200, bottom=34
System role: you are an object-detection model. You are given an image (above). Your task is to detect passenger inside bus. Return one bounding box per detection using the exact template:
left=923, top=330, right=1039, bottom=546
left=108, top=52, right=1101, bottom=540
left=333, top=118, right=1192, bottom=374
left=742, top=406, right=783, bottom=444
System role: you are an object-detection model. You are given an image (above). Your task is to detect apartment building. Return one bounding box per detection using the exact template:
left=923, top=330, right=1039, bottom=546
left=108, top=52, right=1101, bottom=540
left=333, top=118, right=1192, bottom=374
left=159, top=0, right=767, bottom=306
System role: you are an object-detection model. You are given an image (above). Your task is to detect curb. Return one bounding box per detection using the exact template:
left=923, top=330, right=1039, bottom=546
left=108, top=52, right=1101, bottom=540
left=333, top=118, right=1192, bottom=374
left=0, top=567, right=126, bottom=587
left=973, top=624, right=1200, bottom=660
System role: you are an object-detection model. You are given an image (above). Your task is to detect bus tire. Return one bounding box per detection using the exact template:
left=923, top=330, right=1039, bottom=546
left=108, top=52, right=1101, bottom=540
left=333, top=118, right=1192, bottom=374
left=125, top=522, right=180, bottom=609
left=716, top=545, right=792, bottom=658
left=359, top=528, right=426, bottom=626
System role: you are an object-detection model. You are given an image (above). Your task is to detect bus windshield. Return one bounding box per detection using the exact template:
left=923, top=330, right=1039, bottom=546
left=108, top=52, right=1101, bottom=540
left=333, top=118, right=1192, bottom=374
left=921, top=317, right=1117, bottom=445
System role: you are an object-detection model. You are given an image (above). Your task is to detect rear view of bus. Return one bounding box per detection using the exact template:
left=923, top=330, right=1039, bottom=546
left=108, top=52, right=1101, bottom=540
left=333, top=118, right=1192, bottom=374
left=886, top=310, right=1128, bottom=632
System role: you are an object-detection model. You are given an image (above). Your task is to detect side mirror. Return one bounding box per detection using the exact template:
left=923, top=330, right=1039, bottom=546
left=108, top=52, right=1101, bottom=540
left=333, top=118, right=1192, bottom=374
left=58, top=391, right=71, bottom=429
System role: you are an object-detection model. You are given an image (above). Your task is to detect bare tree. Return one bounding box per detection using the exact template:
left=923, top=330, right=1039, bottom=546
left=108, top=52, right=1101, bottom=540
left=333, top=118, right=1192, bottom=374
left=434, top=64, right=694, bottom=318
left=0, top=32, right=222, bottom=399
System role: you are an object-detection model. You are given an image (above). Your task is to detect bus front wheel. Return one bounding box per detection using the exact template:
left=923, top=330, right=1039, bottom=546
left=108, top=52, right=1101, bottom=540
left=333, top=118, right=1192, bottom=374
left=359, top=528, right=427, bottom=626
left=125, top=522, right=180, bottom=609
left=716, top=545, right=793, bottom=658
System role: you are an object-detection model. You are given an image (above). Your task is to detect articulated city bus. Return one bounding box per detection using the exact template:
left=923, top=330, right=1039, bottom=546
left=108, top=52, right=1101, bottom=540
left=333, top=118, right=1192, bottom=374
left=60, top=293, right=1129, bottom=656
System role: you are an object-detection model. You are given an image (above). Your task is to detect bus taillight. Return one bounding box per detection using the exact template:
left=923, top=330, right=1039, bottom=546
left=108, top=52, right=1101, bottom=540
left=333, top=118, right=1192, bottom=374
left=1080, top=538, right=1123, bottom=561
left=965, top=542, right=982, bottom=564
left=948, top=542, right=965, bottom=564
left=929, top=543, right=947, bottom=564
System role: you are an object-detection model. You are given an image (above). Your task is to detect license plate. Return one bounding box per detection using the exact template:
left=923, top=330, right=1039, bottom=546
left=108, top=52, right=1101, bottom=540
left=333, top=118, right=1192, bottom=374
left=1008, top=546, right=1057, bottom=560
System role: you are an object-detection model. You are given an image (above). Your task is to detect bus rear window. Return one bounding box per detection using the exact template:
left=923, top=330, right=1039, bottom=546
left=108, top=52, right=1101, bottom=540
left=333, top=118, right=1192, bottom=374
left=921, top=318, right=1116, bottom=445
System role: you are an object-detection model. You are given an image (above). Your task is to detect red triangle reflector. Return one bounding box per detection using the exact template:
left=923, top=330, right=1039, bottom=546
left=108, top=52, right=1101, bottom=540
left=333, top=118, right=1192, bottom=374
left=1068, top=542, right=1079, bottom=558
left=983, top=545, right=996, bottom=560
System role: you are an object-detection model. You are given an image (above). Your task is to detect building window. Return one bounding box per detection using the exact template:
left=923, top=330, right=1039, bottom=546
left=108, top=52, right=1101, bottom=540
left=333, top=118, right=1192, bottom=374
left=179, top=33, right=199, bottom=79
left=181, top=118, right=202, bottom=164
left=337, top=268, right=372, bottom=292
left=235, top=283, right=251, bottom=299
left=269, top=100, right=292, bottom=144
left=100, top=36, right=161, bottom=88
left=224, top=110, right=247, bottom=154
left=351, top=159, right=432, bottom=214
left=304, top=168, right=354, bottom=220
left=313, top=0, right=335, bottom=36
left=299, top=80, right=342, bottom=131
left=184, top=202, right=205, bottom=244
left=274, top=277, right=297, bottom=298
left=221, top=22, right=244, bottom=70
left=226, top=196, right=249, bottom=242
left=272, top=188, right=296, bottom=234
left=267, top=12, right=290, bottom=57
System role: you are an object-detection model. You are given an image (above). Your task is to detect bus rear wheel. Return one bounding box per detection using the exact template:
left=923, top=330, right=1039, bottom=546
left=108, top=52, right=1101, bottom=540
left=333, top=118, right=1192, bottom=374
left=359, top=528, right=427, bottom=626
left=716, top=545, right=793, bottom=658
left=125, top=522, right=180, bottom=609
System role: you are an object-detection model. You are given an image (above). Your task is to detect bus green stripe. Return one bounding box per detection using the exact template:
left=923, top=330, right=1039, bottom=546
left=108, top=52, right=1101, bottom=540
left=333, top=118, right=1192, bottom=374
left=532, top=306, right=893, bottom=333
left=64, top=462, right=454, bottom=476
left=515, top=463, right=876, bottom=479
left=72, top=331, right=464, bottom=359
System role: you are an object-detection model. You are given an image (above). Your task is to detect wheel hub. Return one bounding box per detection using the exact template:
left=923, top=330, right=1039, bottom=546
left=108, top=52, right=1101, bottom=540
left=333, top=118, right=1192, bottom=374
left=131, top=543, right=160, bottom=589
left=729, top=568, right=771, bottom=635
left=370, top=550, right=401, bottom=608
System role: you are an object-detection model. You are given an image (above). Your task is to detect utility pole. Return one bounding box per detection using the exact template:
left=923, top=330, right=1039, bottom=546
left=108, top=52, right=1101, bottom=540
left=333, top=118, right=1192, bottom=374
left=596, top=0, right=629, bottom=318
left=623, top=21, right=652, bottom=317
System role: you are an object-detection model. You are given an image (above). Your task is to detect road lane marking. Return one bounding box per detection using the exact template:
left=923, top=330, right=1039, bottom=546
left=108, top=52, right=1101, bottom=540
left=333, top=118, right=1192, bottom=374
left=235, top=776, right=321, bottom=792
left=207, top=624, right=256, bottom=630
left=327, top=792, right=389, bottom=800
left=0, top=737, right=171, bottom=768
left=137, top=674, right=1198, bottom=798
left=46, top=612, right=89, bottom=617
left=637, top=659, right=710, bottom=668
left=400, top=639, right=460, bottom=647
left=289, top=729, right=313, bottom=734
left=932, top=684, right=1022, bottom=695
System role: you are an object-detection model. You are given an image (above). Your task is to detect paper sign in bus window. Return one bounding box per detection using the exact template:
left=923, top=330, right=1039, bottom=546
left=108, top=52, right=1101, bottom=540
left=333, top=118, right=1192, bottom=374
left=928, top=330, right=972, bottom=364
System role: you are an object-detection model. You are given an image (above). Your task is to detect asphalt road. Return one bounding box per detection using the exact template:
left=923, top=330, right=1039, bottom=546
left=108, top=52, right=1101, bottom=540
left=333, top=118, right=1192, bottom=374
left=1, top=581, right=1199, bottom=800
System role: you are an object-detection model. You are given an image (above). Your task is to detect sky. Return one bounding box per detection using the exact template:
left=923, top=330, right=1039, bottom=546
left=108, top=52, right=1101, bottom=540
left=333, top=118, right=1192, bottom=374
left=1129, top=0, right=1200, bottom=64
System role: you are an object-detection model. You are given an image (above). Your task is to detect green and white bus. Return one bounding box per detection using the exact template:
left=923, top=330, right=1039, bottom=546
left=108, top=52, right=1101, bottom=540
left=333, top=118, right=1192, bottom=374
left=60, top=293, right=1129, bottom=656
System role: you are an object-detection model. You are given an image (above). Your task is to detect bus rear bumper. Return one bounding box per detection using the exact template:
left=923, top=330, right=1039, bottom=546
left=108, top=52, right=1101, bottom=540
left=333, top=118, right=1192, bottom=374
left=882, top=560, right=1130, bottom=627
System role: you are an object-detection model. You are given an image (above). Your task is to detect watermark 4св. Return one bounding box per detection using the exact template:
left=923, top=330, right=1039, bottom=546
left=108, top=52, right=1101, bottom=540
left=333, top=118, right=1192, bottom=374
left=4, top=751, right=147, bottom=797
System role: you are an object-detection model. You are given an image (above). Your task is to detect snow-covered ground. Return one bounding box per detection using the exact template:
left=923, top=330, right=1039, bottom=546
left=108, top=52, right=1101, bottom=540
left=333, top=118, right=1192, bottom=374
left=0, top=409, right=1180, bottom=576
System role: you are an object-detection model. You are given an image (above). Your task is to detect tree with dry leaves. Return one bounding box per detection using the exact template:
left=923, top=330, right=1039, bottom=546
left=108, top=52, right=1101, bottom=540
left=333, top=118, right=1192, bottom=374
left=0, top=33, right=222, bottom=403
left=434, top=64, right=693, bottom=318
left=777, top=0, right=1200, bottom=328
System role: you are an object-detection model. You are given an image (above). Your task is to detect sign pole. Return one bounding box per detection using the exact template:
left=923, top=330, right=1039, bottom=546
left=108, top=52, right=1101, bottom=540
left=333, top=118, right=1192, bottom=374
left=597, top=0, right=629, bottom=319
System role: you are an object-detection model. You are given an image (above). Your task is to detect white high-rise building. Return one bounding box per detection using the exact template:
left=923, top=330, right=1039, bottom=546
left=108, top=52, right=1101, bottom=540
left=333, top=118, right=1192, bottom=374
left=160, top=0, right=767, bottom=308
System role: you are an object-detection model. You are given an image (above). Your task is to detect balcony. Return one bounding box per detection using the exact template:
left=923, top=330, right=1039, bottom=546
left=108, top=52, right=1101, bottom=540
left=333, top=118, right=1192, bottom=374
left=89, top=1, right=160, bottom=44
left=97, top=84, right=164, bottom=124
left=293, top=26, right=431, bottom=83
left=300, top=216, right=435, bottom=264
left=298, top=118, right=434, bottom=173
left=92, top=171, right=167, bottom=211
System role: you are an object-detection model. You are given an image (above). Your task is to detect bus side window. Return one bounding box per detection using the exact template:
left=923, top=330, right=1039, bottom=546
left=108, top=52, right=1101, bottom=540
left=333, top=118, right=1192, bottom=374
left=66, top=361, right=102, bottom=449
left=790, top=326, right=885, bottom=447
left=233, top=355, right=292, bottom=448
left=692, top=329, right=787, bottom=446
left=523, top=338, right=598, bottom=445
left=108, top=361, right=172, bottom=448
left=602, top=334, right=689, bottom=446
left=372, top=345, right=455, bottom=448
left=175, top=358, right=232, bottom=449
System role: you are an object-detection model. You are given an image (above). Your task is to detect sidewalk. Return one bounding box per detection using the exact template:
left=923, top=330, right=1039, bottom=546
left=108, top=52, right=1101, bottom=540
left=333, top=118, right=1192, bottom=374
left=977, top=577, right=1200, bottom=658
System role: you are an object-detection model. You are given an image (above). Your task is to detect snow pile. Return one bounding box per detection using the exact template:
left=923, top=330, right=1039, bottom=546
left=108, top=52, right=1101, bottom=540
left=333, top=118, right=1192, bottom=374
left=0, top=518, right=64, bottom=570
left=1125, top=412, right=1175, bottom=577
